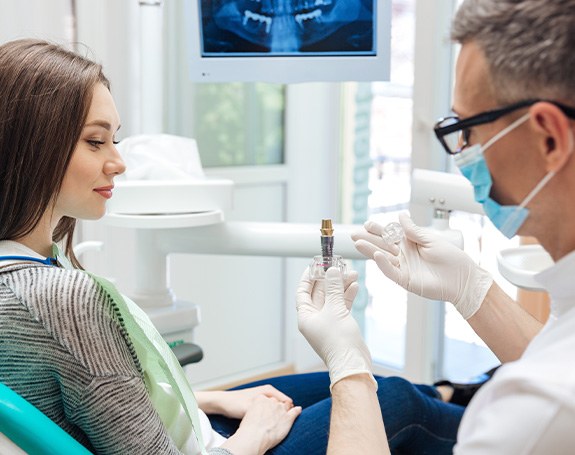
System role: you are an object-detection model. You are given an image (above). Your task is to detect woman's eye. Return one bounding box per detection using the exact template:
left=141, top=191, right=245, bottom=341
left=87, top=140, right=105, bottom=147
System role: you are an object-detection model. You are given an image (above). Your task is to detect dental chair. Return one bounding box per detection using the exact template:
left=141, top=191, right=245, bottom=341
left=0, top=343, right=202, bottom=454
left=0, top=382, right=92, bottom=455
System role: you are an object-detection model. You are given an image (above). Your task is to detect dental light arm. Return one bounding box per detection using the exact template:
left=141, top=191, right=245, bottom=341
left=156, top=221, right=365, bottom=260
left=410, top=168, right=485, bottom=249
left=411, top=168, right=551, bottom=291
left=102, top=218, right=366, bottom=309
left=411, top=168, right=484, bottom=216
left=104, top=168, right=545, bottom=313
left=103, top=170, right=481, bottom=309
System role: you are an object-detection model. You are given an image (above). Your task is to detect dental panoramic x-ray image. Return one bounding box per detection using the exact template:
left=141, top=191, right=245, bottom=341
left=200, top=0, right=376, bottom=55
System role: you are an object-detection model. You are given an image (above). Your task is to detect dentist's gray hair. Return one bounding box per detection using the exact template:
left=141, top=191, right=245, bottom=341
left=451, top=0, right=575, bottom=104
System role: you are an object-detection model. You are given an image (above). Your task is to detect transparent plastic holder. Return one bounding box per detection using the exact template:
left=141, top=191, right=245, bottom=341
left=309, top=255, right=347, bottom=281
left=381, top=221, right=403, bottom=244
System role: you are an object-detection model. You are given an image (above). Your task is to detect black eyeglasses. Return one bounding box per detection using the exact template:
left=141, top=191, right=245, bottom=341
left=434, top=99, right=575, bottom=155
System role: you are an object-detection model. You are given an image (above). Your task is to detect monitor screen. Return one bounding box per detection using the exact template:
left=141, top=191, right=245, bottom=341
left=186, top=0, right=391, bottom=83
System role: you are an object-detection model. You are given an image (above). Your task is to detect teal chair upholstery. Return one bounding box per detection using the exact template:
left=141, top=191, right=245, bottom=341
left=0, top=383, right=92, bottom=455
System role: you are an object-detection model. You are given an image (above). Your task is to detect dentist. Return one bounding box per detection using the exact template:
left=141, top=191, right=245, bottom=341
left=297, top=0, right=575, bottom=453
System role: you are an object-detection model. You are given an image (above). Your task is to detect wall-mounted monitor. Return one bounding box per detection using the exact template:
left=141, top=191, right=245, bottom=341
left=185, top=0, right=391, bottom=83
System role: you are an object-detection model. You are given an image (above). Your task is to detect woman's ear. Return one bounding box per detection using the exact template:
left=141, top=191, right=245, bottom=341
left=529, top=102, right=574, bottom=173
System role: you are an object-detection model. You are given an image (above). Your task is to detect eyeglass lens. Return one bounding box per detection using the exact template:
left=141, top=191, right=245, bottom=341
left=438, top=118, right=470, bottom=154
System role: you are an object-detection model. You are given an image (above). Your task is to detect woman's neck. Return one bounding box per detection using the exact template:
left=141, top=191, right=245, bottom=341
left=14, top=218, right=54, bottom=258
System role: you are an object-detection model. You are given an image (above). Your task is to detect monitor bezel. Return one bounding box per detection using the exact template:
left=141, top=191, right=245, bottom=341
left=185, top=0, right=391, bottom=83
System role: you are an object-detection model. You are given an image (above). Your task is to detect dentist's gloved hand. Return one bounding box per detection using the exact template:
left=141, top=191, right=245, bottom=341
left=352, top=213, right=493, bottom=320
left=296, top=267, right=376, bottom=389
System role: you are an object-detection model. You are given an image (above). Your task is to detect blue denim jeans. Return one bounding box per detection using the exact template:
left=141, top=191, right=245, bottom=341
left=208, top=372, right=464, bottom=454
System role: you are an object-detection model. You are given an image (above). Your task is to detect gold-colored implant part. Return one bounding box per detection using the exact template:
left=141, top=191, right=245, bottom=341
left=320, top=219, right=334, bottom=236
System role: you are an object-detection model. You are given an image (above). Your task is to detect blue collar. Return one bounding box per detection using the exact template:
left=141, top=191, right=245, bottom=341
left=0, top=255, right=58, bottom=266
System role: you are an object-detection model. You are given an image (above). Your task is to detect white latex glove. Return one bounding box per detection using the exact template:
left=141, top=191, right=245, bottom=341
left=296, top=267, right=376, bottom=389
left=352, top=213, right=493, bottom=320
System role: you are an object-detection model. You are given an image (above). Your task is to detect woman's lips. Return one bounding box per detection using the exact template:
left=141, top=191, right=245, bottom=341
left=94, top=187, right=113, bottom=199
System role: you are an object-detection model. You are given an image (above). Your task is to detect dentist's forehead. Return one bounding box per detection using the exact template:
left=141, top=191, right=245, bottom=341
left=453, top=41, right=497, bottom=117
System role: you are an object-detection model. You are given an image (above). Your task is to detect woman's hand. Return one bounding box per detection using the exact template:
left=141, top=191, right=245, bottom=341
left=197, top=385, right=294, bottom=419
left=221, top=394, right=302, bottom=455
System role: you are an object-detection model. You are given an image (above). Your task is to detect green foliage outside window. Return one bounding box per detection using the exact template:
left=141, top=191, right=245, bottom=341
left=191, top=83, right=285, bottom=167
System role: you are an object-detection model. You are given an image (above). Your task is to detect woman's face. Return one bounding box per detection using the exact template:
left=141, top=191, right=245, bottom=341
left=54, top=83, right=125, bottom=222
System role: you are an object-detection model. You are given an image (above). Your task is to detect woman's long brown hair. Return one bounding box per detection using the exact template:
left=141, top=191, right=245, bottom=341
left=0, top=39, right=110, bottom=268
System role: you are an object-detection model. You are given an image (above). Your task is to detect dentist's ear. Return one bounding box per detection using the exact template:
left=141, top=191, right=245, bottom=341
left=530, top=101, right=574, bottom=173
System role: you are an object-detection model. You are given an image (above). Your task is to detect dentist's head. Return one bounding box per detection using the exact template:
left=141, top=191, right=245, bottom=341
left=435, top=0, right=575, bottom=260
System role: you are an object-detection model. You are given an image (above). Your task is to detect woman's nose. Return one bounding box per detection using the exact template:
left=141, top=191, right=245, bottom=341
left=105, top=146, right=126, bottom=176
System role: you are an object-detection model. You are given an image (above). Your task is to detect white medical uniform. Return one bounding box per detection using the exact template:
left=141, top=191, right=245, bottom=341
left=454, top=250, right=575, bottom=453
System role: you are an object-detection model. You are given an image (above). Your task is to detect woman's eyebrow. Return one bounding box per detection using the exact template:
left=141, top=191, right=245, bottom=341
left=84, top=120, right=122, bottom=132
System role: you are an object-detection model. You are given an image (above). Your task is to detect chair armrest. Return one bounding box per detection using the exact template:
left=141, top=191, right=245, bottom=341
left=171, top=342, right=203, bottom=366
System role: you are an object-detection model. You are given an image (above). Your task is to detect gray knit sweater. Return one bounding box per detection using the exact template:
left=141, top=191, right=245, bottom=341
left=0, top=263, right=231, bottom=455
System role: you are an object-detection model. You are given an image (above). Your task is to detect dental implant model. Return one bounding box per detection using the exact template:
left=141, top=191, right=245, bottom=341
left=381, top=221, right=403, bottom=244
left=309, top=218, right=347, bottom=280
left=320, top=219, right=334, bottom=258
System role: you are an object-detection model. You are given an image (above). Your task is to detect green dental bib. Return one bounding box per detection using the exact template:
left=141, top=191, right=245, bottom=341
left=54, top=245, right=207, bottom=454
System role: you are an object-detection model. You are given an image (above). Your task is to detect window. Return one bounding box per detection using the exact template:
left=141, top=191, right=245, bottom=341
left=342, top=0, right=415, bottom=370
left=443, top=213, right=515, bottom=379
left=349, top=0, right=511, bottom=380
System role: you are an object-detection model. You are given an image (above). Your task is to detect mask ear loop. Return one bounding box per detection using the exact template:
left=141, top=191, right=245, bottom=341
left=484, top=113, right=539, bottom=235
left=454, top=113, right=531, bottom=167
left=518, top=171, right=556, bottom=210
left=482, top=112, right=531, bottom=152
left=516, top=111, right=575, bottom=211
left=499, top=170, right=556, bottom=235
left=510, top=120, right=575, bottom=223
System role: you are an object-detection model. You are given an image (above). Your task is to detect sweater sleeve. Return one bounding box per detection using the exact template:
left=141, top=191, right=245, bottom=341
left=73, top=375, right=183, bottom=454
left=6, top=266, right=186, bottom=454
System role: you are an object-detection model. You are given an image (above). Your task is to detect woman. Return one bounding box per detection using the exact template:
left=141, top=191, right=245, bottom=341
left=0, top=38, right=306, bottom=455
left=0, top=39, right=465, bottom=454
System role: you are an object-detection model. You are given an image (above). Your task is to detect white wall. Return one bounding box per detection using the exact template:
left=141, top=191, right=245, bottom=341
left=75, top=0, right=141, bottom=137
left=0, top=0, right=73, bottom=44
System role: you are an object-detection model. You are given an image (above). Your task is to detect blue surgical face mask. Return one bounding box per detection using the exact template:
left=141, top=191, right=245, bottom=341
left=454, top=113, right=556, bottom=238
